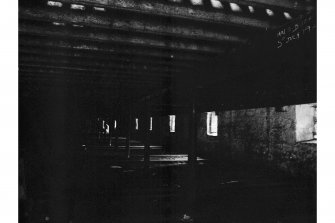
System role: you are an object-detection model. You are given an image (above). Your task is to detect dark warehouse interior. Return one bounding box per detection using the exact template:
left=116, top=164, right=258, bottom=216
left=19, top=0, right=316, bottom=222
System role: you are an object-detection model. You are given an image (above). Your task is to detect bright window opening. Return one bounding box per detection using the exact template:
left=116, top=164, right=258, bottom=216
left=207, top=112, right=218, bottom=136
left=150, top=117, right=153, bottom=131
left=296, top=103, right=317, bottom=142
left=114, top=120, right=117, bottom=130
left=135, top=118, right=139, bottom=130
left=169, top=115, right=176, bottom=133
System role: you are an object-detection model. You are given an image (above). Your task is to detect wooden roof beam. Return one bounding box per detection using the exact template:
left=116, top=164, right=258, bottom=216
left=19, top=35, right=217, bottom=62
left=19, top=6, right=249, bottom=44
left=19, top=22, right=227, bottom=54
left=221, top=0, right=315, bottom=11
left=19, top=55, right=185, bottom=76
left=19, top=47, right=194, bottom=70
left=19, top=64, right=176, bottom=81
left=52, top=0, right=274, bottom=29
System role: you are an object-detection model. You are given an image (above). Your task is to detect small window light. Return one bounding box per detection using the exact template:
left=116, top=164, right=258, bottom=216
left=71, top=4, right=85, bottom=10
left=93, top=7, right=106, bottom=12
left=150, top=117, right=153, bottom=131
left=169, top=0, right=182, bottom=3
left=210, top=0, right=223, bottom=9
left=47, top=1, right=63, bottom=7
left=296, top=103, right=317, bottom=142
left=283, top=12, right=292, bottom=20
left=230, top=3, right=242, bottom=12
left=266, top=9, right=275, bottom=16
left=248, top=6, right=255, bottom=13
left=114, top=120, right=117, bottom=130
left=52, top=22, right=65, bottom=26
left=207, top=112, right=218, bottom=136
left=106, top=124, right=109, bottom=134
left=190, top=0, right=203, bottom=6
left=169, top=115, right=176, bottom=133
left=135, top=118, right=139, bottom=130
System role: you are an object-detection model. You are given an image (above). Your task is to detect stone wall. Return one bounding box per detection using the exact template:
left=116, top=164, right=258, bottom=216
left=196, top=105, right=316, bottom=177
left=127, top=104, right=316, bottom=177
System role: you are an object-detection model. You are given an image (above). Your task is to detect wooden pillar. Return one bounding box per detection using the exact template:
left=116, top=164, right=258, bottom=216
left=184, top=89, right=197, bottom=220
left=125, top=105, right=132, bottom=158
left=45, top=84, right=80, bottom=222
left=188, top=94, right=197, bottom=166
left=143, top=99, right=150, bottom=169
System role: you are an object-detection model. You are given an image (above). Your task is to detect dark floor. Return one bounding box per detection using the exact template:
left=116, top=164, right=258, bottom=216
left=20, top=141, right=316, bottom=223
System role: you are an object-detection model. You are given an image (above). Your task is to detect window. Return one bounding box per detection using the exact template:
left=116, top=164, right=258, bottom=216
left=295, top=103, right=317, bottom=142
left=150, top=117, right=153, bottom=131
left=114, top=120, right=117, bottom=130
left=207, top=112, right=218, bottom=136
left=135, top=118, right=138, bottom=130
left=169, top=115, right=176, bottom=133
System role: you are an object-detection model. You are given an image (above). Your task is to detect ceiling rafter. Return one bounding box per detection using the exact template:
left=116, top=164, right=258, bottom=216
left=19, top=47, right=195, bottom=70
left=19, top=55, right=185, bottom=76
left=19, top=21, right=231, bottom=54
left=19, top=6, right=249, bottom=44
left=46, top=0, right=277, bottom=29
left=19, top=34, right=223, bottom=60
left=19, top=64, right=176, bottom=81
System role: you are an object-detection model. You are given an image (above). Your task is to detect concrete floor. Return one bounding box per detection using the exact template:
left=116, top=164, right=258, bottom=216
left=22, top=157, right=316, bottom=223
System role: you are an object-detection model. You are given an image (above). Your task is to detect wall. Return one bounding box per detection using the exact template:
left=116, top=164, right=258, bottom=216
left=83, top=103, right=316, bottom=177
left=196, top=104, right=316, bottom=177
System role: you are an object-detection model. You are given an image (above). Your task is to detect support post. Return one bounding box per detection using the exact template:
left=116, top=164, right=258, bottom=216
left=182, top=88, right=198, bottom=221
left=143, top=99, right=150, bottom=169
left=126, top=105, right=132, bottom=159
left=188, top=97, right=197, bottom=166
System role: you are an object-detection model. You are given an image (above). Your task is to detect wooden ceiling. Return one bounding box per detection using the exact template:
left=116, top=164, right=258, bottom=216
left=19, top=0, right=316, bottom=115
